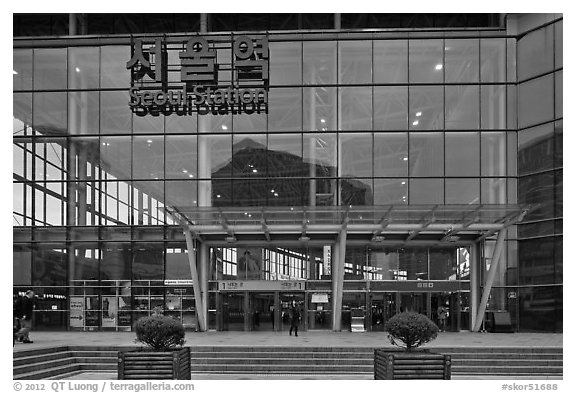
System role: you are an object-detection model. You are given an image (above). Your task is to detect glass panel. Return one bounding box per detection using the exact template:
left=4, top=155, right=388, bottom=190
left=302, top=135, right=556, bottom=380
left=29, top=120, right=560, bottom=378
left=268, top=134, right=302, bottom=177
left=68, top=137, right=98, bottom=180
left=69, top=243, right=100, bottom=281
left=445, top=85, right=479, bottom=129
left=100, top=91, right=131, bottom=134
left=132, top=181, right=164, bottom=225
left=519, top=237, right=555, bottom=285
left=518, top=286, right=559, bottom=332
left=518, top=123, right=554, bottom=176
left=269, top=88, right=302, bottom=132
left=374, top=133, right=408, bottom=176
left=233, top=112, right=267, bottom=133
left=481, top=178, right=507, bottom=204
left=481, top=85, right=506, bottom=129
left=555, top=169, right=562, bottom=218
left=408, top=39, right=443, bottom=83
left=198, top=113, right=231, bottom=133
left=13, top=244, right=32, bottom=285
left=339, top=87, right=372, bottom=131
left=14, top=93, right=33, bottom=136
left=32, top=244, right=67, bottom=286
left=101, top=46, right=131, bottom=88
left=554, top=120, right=562, bottom=169
left=338, top=40, right=372, bottom=84
left=480, top=39, right=506, bottom=83
left=165, top=113, right=197, bottom=133
left=303, top=133, right=337, bottom=177
left=518, top=25, right=554, bottom=81
left=165, top=244, right=191, bottom=280
left=429, top=248, right=457, bottom=280
left=367, top=248, right=399, bottom=280
left=555, top=20, right=562, bottom=69
left=13, top=49, right=33, bottom=91
left=197, top=135, right=232, bottom=179
left=270, top=42, right=302, bottom=85
left=555, top=70, right=562, bottom=120
left=409, top=132, right=443, bottom=177
left=409, top=179, right=443, bottom=204
left=68, top=91, right=99, bottom=135
left=340, top=133, right=372, bottom=177
left=133, top=112, right=163, bottom=134
left=445, top=178, right=480, bottom=204
left=507, top=85, right=517, bottom=130
left=165, top=180, right=197, bottom=209
left=445, top=39, right=479, bottom=83
left=399, top=249, right=428, bottom=280
left=132, top=244, right=164, bottom=280
left=374, top=179, right=407, bottom=205
left=303, top=41, right=337, bottom=84
left=68, top=47, right=100, bottom=89
left=519, top=172, right=554, bottom=221
left=518, top=75, right=554, bottom=129
left=373, top=86, right=407, bottom=130
left=232, top=178, right=269, bottom=206
left=133, top=136, right=164, bottom=180
left=34, top=92, right=67, bottom=136
left=232, top=135, right=267, bottom=177
left=445, top=132, right=479, bottom=176
left=340, top=178, right=372, bottom=206
left=481, top=132, right=506, bottom=176
left=210, top=179, right=232, bottom=206
left=303, top=87, right=336, bottom=131
left=507, top=132, right=517, bottom=176
left=34, top=48, right=67, bottom=90
left=373, top=40, right=407, bottom=83
left=100, top=136, right=131, bottom=179
left=165, top=135, right=197, bottom=179
left=409, top=86, right=444, bottom=130
left=101, top=243, right=131, bottom=280
left=507, top=38, right=516, bottom=83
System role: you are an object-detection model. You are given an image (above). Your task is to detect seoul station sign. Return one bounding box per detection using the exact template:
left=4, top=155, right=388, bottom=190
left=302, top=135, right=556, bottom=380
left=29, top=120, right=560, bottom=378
left=126, top=35, right=269, bottom=116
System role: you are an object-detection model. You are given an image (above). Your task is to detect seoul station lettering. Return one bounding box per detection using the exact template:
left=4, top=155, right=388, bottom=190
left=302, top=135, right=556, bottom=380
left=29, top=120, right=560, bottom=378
left=126, top=35, right=269, bottom=116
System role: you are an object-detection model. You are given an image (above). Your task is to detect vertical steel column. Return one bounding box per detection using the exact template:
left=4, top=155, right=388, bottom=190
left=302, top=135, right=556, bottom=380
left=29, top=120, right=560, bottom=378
left=331, top=242, right=339, bottom=330
left=473, top=229, right=506, bottom=332
left=183, top=230, right=206, bottom=331
left=332, top=229, right=347, bottom=331
left=200, top=14, right=208, bottom=33
left=469, top=242, right=480, bottom=331
left=199, top=242, right=209, bottom=330
left=334, top=13, right=341, bottom=30
left=69, top=14, right=77, bottom=35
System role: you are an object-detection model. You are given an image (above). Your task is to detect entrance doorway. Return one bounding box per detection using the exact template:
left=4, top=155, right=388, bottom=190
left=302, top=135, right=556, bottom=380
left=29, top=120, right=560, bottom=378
left=399, top=292, right=428, bottom=315
left=279, top=292, right=304, bottom=331
left=221, top=292, right=245, bottom=331
left=370, top=293, right=397, bottom=331
left=249, top=292, right=275, bottom=331
left=431, top=292, right=460, bottom=332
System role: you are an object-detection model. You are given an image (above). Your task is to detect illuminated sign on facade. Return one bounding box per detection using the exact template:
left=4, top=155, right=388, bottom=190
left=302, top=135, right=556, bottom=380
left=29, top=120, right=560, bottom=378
left=126, top=35, right=269, bottom=116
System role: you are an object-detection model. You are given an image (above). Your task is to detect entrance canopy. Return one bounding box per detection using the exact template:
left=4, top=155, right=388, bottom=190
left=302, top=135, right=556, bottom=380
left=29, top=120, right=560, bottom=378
left=164, top=204, right=531, bottom=245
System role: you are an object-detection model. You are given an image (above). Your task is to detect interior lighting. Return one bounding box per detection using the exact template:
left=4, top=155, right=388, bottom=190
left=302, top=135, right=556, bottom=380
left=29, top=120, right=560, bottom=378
left=252, top=169, right=258, bottom=173
left=412, top=120, right=419, bottom=126
left=271, top=189, right=275, bottom=193
left=75, top=67, right=81, bottom=73
left=435, top=64, right=443, bottom=70
left=401, top=181, right=406, bottom=185
left=146, top=139, right=153, bottom=144
left=221, top=125, right=228, bottom=130
left=402, top=157, right=408, bottom=161
left=13, top=70, right=18, bottom=75
left=216, top=194, right=221, bottom=198
left=188, top=174, right=194, bottom=178
left=416, top=112, right=422, bottom=117
left=274, top=193, right=279, bottom=197
left=320, top=119, right=326, bottom=123
left=182, top=169, right=188, bottom=173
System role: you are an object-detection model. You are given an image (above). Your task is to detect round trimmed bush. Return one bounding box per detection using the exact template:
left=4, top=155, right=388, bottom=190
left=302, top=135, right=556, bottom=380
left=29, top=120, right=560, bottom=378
left=135, top=315, right=185, bottom=350
left=384, top=312, right=439, bottom=351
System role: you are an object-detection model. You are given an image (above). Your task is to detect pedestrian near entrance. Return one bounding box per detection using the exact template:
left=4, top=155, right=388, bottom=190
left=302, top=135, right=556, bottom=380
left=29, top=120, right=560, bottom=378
left=289, top=301, right=301, bottom=337
left=15, top=290, right=35, bottom=343
left=437, top=303, right=448, bottom=332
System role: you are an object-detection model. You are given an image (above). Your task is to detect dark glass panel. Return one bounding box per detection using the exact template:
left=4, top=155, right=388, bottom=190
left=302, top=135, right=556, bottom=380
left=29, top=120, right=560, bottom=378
left=34, top=48, right=67, bottom=90
left=409, top=132, right=443, bottom=177
left=339, top=87, right=372, bottom=131
left=100, top=136, right=131, bottom=180
left=340, top=133, right=372, bottom=177
left=518, top=221, right=554, bottom=238
left=481, top=85, right=506, bottom=129
left=32, top=243, right=67, bottom=286
left=445, top=85, right=479, bottom=129
left=408, top=39, right=443, bottom=83
left=445, top=178, right=480, bottom=204
left=445, top=132, right=479, bottom=176
left=165, top=243, right=191, bottom=280
left=101, top=46, right=131, bottom=88
left=68, top=47, right=100, bottom=89
left=410, top=179, right=443, bottom=204
left=14, top=93, right=33, bottom=136
left=165, top=181, right=197, bottom=210
left=373, top=179, right=407, bottom=205
left=303, top=41, right=337, bottom=85
left=270, top=42, right=302, bottom=86
left=555, top=169, right=562, bottom=218
left=101, top=242, right=131, bottom=281
left=398, top=248, right=428, bottom=280
left=268, top=134, right=303, bottom=178
left=518, top=75, right=554, bottom=129
left=14, top=244, right=32, bottom=286
left=480, top=39, right=506, bottom=83
left=211, top=179, right=232, bottom=206
left=232, top=135, right=267, bottom=177
left=344, top=247, right=366, bottom=280
left=555, top=70, right=562, bottom=119
left=373, top=86, right=407, bottom=130
left=518, top=286, right=558, bottom=332
left=519, top=237, right=555, bottom=285
left=518, top=123, right=554, bottom=176
left=373, top=40, right=407, bottom=83
left=518, top=25, right=554, bottom=81
left=132, top=243, right=164, bottom=281
left=555, top=237, right=562, bottom=283
left=340, top=178, right=373, bottom=206
left=68, top=91, right=99, bottom=135
left=366, top=248, right=399, bottom=280
left=374, top=133, right=408, bottom=177
left=232, top=178, right=268, bottom=206
left=233, top=111, right=267, bottom=133
left=429, top=248, right=457, bottom=280
left=445, top=39, right=479, bottom=83
left=165, top=135, right=197, bottom=180
left=303, top=87, right=336, bottom=131
left=13, top=49, right=33, bottom=91
left=518, top=172, right=554, bottom=221
left=555, top=20, right=562, bottom=69
left=481, top=178, right=506, bottom=204
left=409, top=86, right=444, bottom=130
left=33, top=92, right=67, bottom=136
left=269, top=88, right=302, bottom=132
left=132, top=136, right=164, bottom=180
left=338, top=40, right=372, bottom=84
left=267, top=178, right=304, bottom=206
left=198, top=135, right=232, bottom=179
left=69, top=243, right=100, bottom=281
left=100, top=91, right=131, bottom=134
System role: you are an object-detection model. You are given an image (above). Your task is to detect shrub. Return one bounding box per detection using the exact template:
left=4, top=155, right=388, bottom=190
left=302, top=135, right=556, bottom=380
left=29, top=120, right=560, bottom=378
left=384, top=312, right=439, bottom=352
left=135, top=315, right=185, bottom=350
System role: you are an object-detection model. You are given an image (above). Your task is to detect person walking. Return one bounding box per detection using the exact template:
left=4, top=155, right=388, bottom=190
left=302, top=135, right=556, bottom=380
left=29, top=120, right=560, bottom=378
left=15, top=290, right=35, bottom=343
left=289, top=301, right=301, bottom=337
left=437, top=303, right=448, bottom=332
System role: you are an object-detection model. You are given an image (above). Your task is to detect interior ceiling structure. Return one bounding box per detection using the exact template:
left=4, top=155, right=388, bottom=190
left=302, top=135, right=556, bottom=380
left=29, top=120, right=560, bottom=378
left=165, top=204, right=532, bottom=246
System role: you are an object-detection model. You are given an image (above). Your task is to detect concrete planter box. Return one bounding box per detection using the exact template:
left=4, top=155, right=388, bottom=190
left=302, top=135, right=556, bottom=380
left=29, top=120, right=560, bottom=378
left=374, top=349, right=451, bottom=380
left=118, top=347, right=191, bottom=380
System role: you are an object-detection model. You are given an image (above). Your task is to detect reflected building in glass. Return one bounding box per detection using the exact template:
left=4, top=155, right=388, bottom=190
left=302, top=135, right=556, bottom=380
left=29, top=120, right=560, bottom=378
left=13, top=13, right=562, bottom=333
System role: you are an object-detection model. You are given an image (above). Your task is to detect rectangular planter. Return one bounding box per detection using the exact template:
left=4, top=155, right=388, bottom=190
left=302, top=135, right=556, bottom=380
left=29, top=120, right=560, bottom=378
left=118, top=347, right=191, bottom=380
left=374, top=349, right=451, bottom=380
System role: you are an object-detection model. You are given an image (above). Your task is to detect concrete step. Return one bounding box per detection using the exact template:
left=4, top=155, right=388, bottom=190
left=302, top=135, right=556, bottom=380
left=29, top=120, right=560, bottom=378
left=191, top=364, right=373, bottom=373
left=453, top=365, right=563, bottom=374
left=14, top=358, right=76, bottom=376
left=13, top=346, right=68, bottom=358
left=448, top=353, right=562, bottom=360
left=14, top=363, right=80, bottom=380
left=452, top=359, right=563, bottom=367
left=190, top=351, right=372, bottom=359
left=191, top=357, right=372, bottom=365
left=13, top=351, right=71, bottom=367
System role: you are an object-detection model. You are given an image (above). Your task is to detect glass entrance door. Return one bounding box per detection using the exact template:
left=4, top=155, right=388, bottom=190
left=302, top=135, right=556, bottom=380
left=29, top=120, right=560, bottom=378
left=249, top=292, right=275, bottom=331
left=431, top=292, right=461, bottom=332
left=221, top=292, right=245, bottom=331
left=399, top=292, right=429, bottom=315
left=370, top=292, right=397, bottom=331
left=280, top=292, right=304, bottom=331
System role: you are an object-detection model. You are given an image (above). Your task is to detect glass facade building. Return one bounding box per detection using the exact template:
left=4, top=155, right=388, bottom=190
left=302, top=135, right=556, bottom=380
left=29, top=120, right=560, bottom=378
left=13, top=13, right=562, bottom=332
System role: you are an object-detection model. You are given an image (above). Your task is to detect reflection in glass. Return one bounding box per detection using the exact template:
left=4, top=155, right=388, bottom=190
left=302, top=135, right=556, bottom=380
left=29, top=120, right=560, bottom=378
left=232, top=135, right=267, bottom=177
left=409, top=132, right=443, bottom=177
left=32, top=244, right=67, bottom=285
left=519, top=172, right=554, bottom=221
left=100, top=91, right=131, bottom=134
left=34, top=92, right=67, bottom=136
left=339, top=87, right=372, bottom=131
left=340, top=178, right=372, bottom=206
left=68, top=137, right=98, bottom=180
left=14, top=93, right=33, bottom=136
left=445, top=85, right=479, bottom=129
left=374, top=133, right=408, bottom=177
left=165, top=181, right=197, bottom=211
left=303, top=41, right=337, bottom=85
left=198, top=135, right=231, bottom=179
left=518, top=123, right=554, bottom=176
left=338, top=40, right=372, bottom=84
left=518, top=25, right=554, bottom=81
left=100, top=136, right=131, bottom=179
left=133, top=181, right=165, bottom=225
left=519, top=75, right=554, bottom=128
left=68, top=47, right=100, bottom=89
left=480, top=39, right=506, bottom=82
left=409, top=39, right=443, bottom=83
left=69, top=244, right=100, bottom=281
left=303, top=87, right=336, bottom=131
left=340, top=133, right=372, bottom=177
left=374, top=86, right=407, bottom=130
left=519, top=238, right=555, bottom=285
left=374, top=40, right=407, bottom=83
left=133, top=136, right=164, bottom=179
left=481, top=132, right=506, bottom=176
left=233, top=111, right=267, bottom=133
left=445, top=178, right=480, bottom=204
left=373, top=179, right=407, bottom=205
left=166, top=244, right=191, bottom=280
left=231, top=178, right=269, bottom=206
left=165, top=112, right=197, bottom=133
left=555, top=71, right=562, bottom=120
left=481, top=85, right=506, bottom=129
left=165, top=135, right=197, bottom=179
left=13, top=49, right=33, bottom=91
left=409, top=86, right=443, bottom=130
left=429, top=248, right=457, bottom=280
left=269, top=88, right=302, bottom=131
left=366, top=248, right=399, bottom=280
left=34, top=48, right=67, bottom=90
left=270, top=42, right=302, bottom=85
left=133, top=112, right=163, bottom=134
left=132, top=244, right=164, bottom=280
left=399, top=248, right=428, bottom=280
left=410, top=179, right=443, bottom=204
left=69, top=91, right=99, bottom=134
left=13, top=244, right=32, bottom=285
left=198, top=113, right=231, bottom=133
left=445, top=132, right=479, bottom=176
left=481, top=178, right=507, bottom=204
left=101, top=46, right=131, bottom=88
left=268, top=134, right=302, bottom=177
left=101, top=243, right=131, bottom=280
left=445, top=39, right=479, bottom=83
